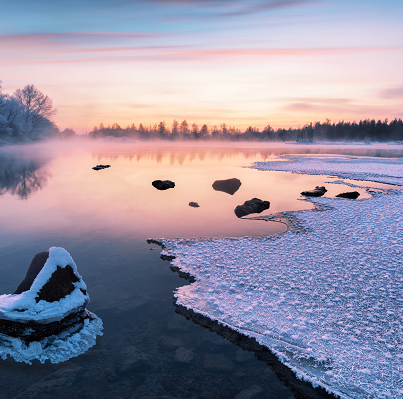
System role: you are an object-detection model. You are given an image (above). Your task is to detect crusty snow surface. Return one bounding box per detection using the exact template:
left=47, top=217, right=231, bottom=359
left=159, top=155, right=403, bottom=399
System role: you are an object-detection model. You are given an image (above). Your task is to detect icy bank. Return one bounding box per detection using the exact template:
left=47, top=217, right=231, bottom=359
left=253, top=154, right=403, bottom=186
left=158, top=155, right=403, bottom=399
left=0, top=247, right=103, bottom=364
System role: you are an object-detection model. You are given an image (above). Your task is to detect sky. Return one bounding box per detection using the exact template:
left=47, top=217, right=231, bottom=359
left=1, top=0, right=402, bottom=133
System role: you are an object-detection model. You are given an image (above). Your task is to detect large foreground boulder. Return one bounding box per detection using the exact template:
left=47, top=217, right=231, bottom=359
left=336, top=191, right=360, bottom=199
left=301, top=186, right=327, bottom=197
left=152, top=180, right=175, bottom=190
left=0, top=247, right=103, bottom=364
left=234, top=198, right=270, bottom=218
left=212, top=178, right=242, bottom=195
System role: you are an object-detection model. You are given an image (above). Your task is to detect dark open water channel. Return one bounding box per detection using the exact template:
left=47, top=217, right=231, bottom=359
left=0, top=141, right=402, bottom=399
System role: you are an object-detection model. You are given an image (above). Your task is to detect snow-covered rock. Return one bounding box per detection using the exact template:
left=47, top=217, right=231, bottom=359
left=0, top=247, right=103, bottom=364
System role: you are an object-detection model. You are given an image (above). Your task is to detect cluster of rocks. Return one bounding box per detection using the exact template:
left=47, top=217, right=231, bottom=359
left=150, top=178, right=360, bottom=221
left=92, top=164, right=111, bottom=171
left=150, top=177, right=273, bottom=218
left=301, top=186, right=360, bottom=199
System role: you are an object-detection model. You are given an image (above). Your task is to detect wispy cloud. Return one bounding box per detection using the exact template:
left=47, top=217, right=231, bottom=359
left=146, top=0, right=314, bottom=17
left=1, top=37, right=402, bottom=66
left=0, top=32, right=161, bottom=43
left=380, top=87, right=403, bottom=99
left=162, top=47, right=402, bottom=58
left=283, top=98, right=389, bottom=118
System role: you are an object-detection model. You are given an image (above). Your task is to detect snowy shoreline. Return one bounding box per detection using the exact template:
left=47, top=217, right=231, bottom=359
left=155, top=155, right=403, bottom=399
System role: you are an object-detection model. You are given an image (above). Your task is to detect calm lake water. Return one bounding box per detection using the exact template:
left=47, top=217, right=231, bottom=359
left=0, top=140, right=401, bottom=399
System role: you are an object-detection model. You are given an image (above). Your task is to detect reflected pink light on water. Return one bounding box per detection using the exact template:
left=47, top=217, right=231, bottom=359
left=0, top=142, right=386, bottom=241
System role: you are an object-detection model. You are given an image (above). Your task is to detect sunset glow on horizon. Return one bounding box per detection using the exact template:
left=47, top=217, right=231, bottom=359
left=1, top=0, right=402, bottom=134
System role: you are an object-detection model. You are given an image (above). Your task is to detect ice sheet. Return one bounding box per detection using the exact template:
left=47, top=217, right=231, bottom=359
left=253, top=154, right=403, bottom=186
left=158, top=155, right=403, bottom=399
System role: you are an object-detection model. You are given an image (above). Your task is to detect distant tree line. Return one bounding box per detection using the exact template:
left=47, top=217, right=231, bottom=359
left=89, top=117, right=403, bottom=143
left=0, top=81, right=75, bottom=144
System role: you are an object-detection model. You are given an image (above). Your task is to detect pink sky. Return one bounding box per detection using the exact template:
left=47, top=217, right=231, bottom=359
left=1, top=0, right=402, bottom=133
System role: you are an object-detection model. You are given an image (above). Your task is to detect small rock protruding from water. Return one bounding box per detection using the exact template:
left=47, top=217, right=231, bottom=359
left=301, top=186, right=327, bottom=197
left=234, top=198, right=270, bottom=218
left=92, top=164, right=111, bottom=171
left=152, top=180, right=175, bottom=190
left=189, top=201, right=200, bottom=208
left=336, top=191, right=360, bottom=199
left=212, top=178, right=242, bottom=195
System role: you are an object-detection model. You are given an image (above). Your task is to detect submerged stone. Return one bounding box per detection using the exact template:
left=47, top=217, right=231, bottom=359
left=0, top=247, right=103, bottom=364
left=212, top=178, right=242, bottom=195
left=301, top=186, right=327, bottom=197
left=234, top=198, right=270, bottom=218
left=336, top=191, right=360, bottom=199
left=152, top=180, right=175, bottom=190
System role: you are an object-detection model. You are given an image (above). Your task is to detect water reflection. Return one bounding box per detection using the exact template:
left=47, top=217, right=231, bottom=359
left=0, top=153, right=49, bottom=199
left=90, top=142, right=403, bottom=165
left=0, top=141, right=396, bottom=241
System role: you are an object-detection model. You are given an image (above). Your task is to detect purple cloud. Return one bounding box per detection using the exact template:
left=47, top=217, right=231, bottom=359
left=380, top=87, right=403, bottom=99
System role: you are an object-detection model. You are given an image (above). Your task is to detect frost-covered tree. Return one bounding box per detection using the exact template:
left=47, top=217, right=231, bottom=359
left=0, top=82, right=58, bottom=142
left=12, top=84, right=56, bottom=138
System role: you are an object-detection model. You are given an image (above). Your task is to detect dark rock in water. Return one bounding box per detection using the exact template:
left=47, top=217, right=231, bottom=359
left=15, top=251, right=85, bottom=303
left=160, top=254, right=176, bottom=261
left=212, top=178, right=242, bottom=195
left=0, top=306, right=90, bottom=343
left=0, top=247, right=102, bottom=359
left=92, top=164, right=111, bottom=171
left=189, top=202, right=200, bottom=208
left=301, top=186, right=327, bottom=197
left=146, top=238, right=164, bottom=247
left=336, top=191, right=360, bottom=199
left=234, top=198, right=270, bottom=218
left=152, top=180, right=175, bottom=190
left=169, top=265, right=196, bottom=283
left=14, top=251, right=49, bottom=294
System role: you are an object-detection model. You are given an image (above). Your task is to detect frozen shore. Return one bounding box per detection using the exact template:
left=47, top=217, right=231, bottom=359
left=157, top=155, right=403, bottom=399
